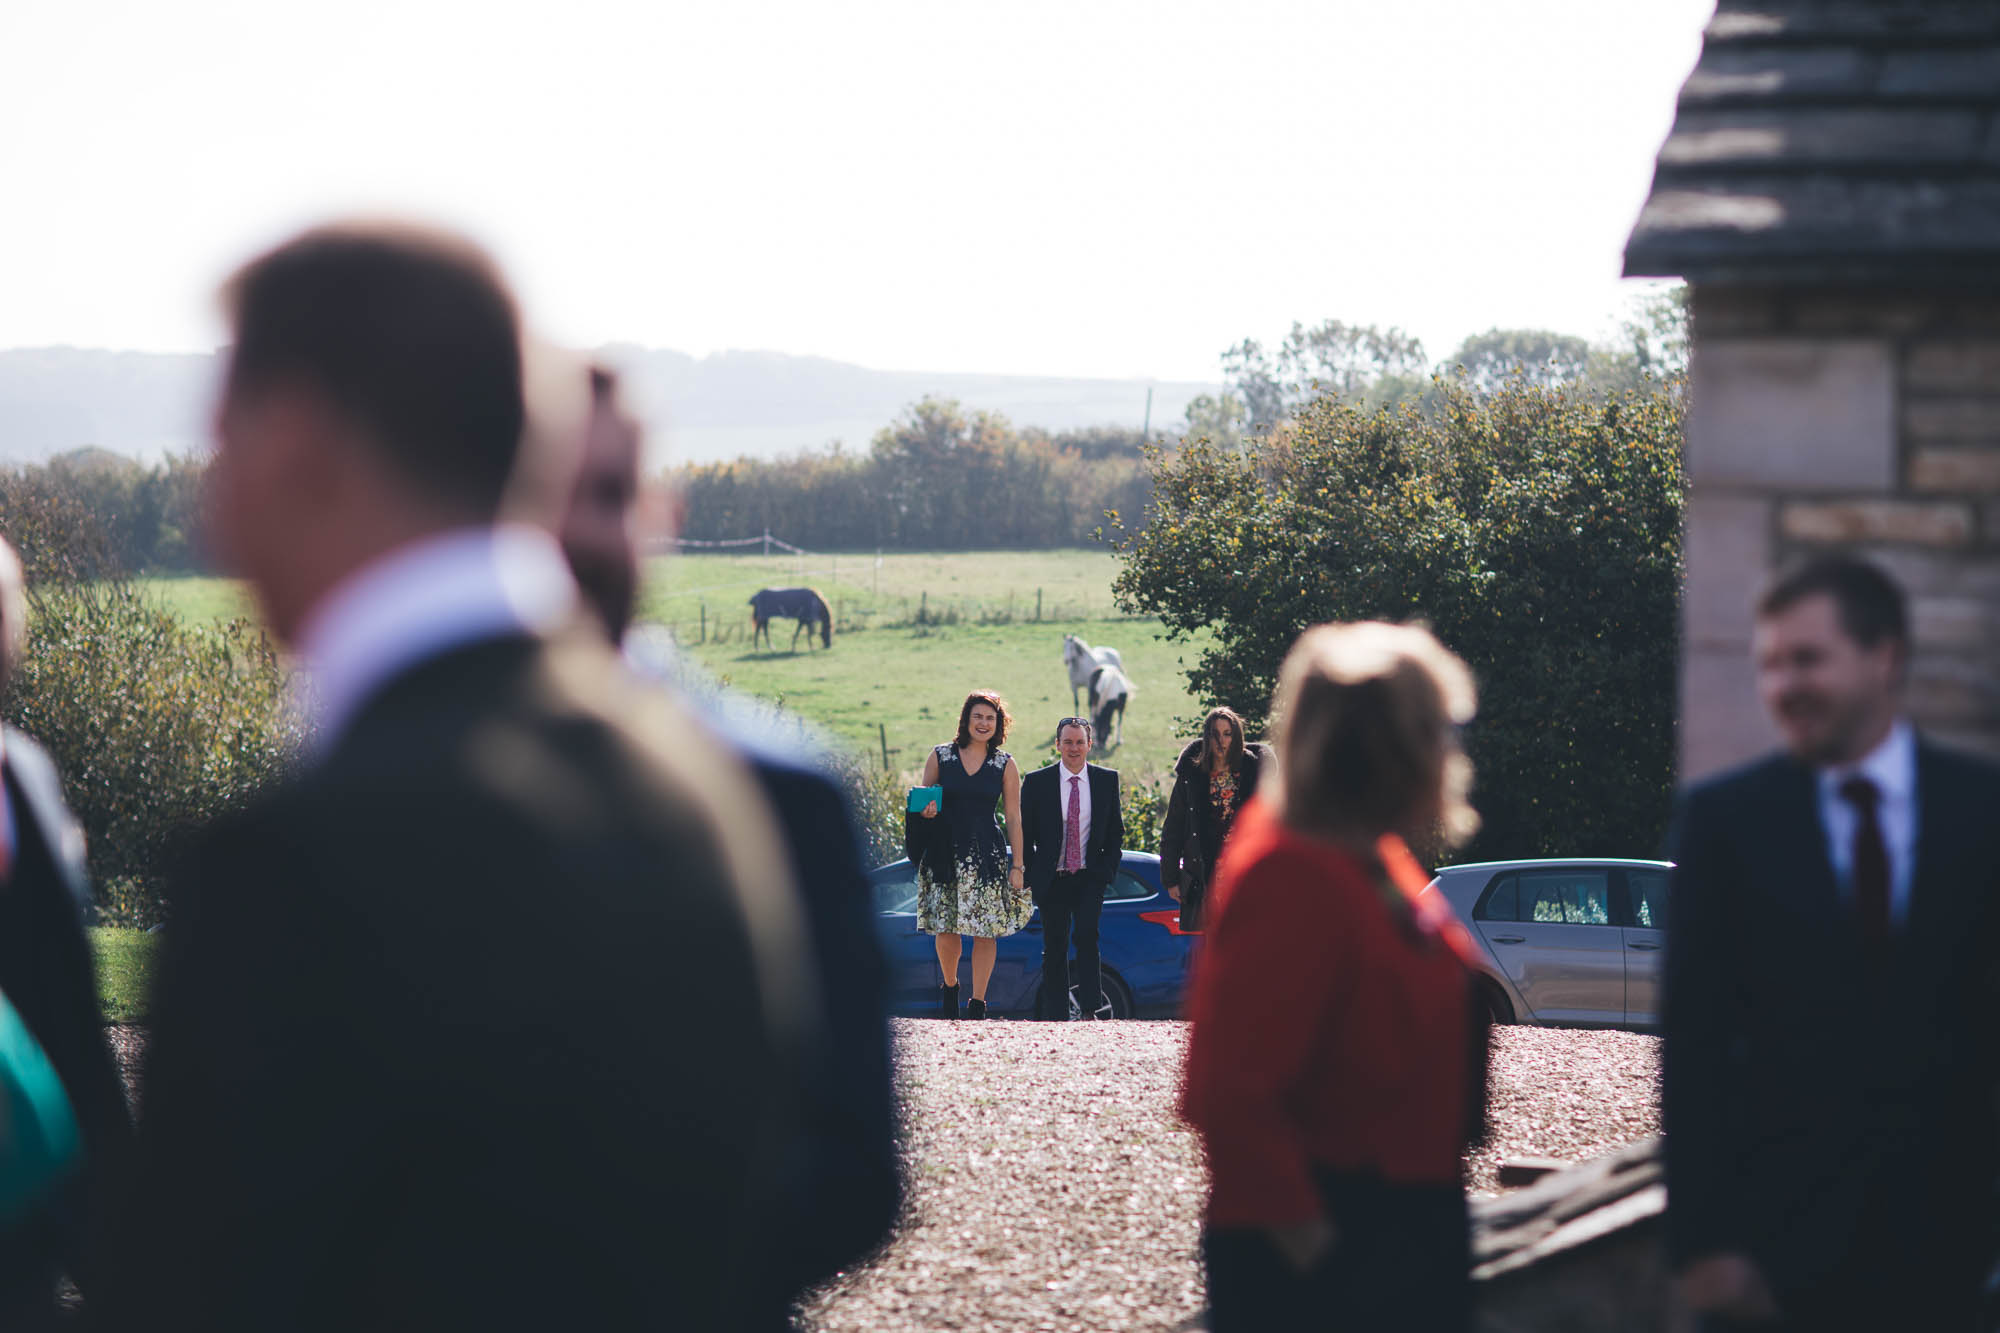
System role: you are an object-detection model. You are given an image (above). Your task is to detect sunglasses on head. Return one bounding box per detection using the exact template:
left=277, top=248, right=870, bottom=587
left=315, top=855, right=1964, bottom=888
left=1058, top=717, right=1092, bottom=732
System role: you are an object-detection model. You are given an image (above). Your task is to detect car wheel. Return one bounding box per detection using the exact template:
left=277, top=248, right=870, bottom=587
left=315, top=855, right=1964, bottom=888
left=1070, top=971, right=1135, bottom=1020
left=1478, top=979, right=1514, bottom=1026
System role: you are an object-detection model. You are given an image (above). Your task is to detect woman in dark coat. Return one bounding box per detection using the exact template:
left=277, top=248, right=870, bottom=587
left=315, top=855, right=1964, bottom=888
left=1158, top=706, right=1271, bottom=931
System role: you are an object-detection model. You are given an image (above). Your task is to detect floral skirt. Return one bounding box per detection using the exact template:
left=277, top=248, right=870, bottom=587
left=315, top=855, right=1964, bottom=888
left=918, top=856, right=1034, bottom=938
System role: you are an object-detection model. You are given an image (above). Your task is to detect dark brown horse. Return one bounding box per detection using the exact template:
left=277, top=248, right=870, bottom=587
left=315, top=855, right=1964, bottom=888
left=749, top=587, right=833, bottom=651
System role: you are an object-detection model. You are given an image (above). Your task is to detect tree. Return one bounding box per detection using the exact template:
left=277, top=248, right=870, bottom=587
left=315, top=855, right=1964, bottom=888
left=1112, top=377, right=1686, bottom=861
left=1447, top=328, right=1594, bottom=393
left=1180, top=392, right=1248, bottom=449
left=1221, top=320, right=1429, bottom=429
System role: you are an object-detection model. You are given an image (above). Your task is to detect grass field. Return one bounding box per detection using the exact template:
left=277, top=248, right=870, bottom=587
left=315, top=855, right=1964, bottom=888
left=638, top=548, right=1133, bottom=639
left=648, top=550, right=1210, bottom=784
left=136, top=575, right=256, bottom=624
left=92, top=927, right=158, bottom=1023
left=137, top=550, right=1216, bottom=787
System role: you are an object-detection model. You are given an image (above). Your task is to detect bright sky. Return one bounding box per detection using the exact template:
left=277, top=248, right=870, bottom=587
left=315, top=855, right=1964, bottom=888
left=1, top=0, right=1711, bottom=383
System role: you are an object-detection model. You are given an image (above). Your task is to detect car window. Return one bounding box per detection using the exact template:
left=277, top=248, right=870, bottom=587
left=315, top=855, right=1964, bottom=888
left=873, top=871, right=918, bottom=915
left=1474, top=874, right=1518, bottom=922
left=1107, top=870, right=1154, bottom=902
left=1521, top=870, right=1612, bottom=926
left=1628, top=869, right=1670, bottom=929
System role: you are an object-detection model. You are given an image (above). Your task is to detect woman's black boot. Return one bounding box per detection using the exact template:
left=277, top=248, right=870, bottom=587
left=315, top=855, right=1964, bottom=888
left=940, top=983, right=960, bottom=1019
left=966, top=997, right=987, bottom=1020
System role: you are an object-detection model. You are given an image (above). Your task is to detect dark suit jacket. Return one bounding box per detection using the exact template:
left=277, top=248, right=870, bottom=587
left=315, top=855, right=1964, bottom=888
left=734, top=750, right=899, bottom=1315
left=0, top=729, right=129, bottom=1319
left=1020, top=762, right=1123, bottom=900
left=101, top=629, right=813, bottom=1333
left=1663, top=736, right=2000, bottom=1319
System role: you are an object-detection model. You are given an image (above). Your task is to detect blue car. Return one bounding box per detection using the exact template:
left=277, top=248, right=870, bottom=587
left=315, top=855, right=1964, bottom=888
left=870, top=852, right=1197, bottom=1019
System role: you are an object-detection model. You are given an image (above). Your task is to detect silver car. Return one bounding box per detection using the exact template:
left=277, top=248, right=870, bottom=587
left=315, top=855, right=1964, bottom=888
left=1420, top=858, right=1672, bottom=1030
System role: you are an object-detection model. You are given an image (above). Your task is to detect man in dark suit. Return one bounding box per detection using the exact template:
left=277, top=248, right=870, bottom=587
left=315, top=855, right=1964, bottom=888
left=0, top=536, right=130, bottom=1328
left=1665, top=556, right=2000, bottom=1331
left=1021, top=717, right=1124, bottom=1020
left=556, top=366, right=899, bottom=1326
left=99, top=223, right=812, bottom=1332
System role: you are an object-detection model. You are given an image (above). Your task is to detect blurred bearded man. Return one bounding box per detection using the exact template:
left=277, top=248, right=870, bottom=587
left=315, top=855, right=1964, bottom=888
left=1664, top=556, right=2000, bottom=1331
left=555, top=368, right=898, bottom=1330
left=99, top=222, right=811, bottom=1333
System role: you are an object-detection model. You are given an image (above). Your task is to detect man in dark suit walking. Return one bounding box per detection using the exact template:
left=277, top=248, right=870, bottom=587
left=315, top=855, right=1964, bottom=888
left=1665, top=556, right=2000, bottom=1330
left=1022, top=717, right=1124, bottom=1020
left=100, top=223, right=812, bottom=1332
left=556, top=365, right=899, bottom=1327
left=0, top=537, right=130, bottom=1328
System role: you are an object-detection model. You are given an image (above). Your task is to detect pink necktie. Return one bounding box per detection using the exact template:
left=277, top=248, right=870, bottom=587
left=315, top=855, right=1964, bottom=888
left=1062, top=775, right=1082, bottom=872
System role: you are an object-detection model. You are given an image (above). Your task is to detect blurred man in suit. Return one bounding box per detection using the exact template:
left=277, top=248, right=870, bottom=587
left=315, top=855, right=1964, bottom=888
left=0, top=536, right=130, bottom=1328
left=1021, top=717, right=1124, bottom=1019
left=99, top=222, right=812, bottom=1332
left=555, top=366, right=898, bottom=1328
left=1665, top=556, right=2000, bottom=1330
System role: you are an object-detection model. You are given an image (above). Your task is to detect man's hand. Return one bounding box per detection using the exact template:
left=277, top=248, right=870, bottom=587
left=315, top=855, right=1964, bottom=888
left=1166, top=883, right=1181, bottom=902
left=1677, top=1252, right=1780, bottom=1323
left=1265, top=1218, right=1337, bottom=1272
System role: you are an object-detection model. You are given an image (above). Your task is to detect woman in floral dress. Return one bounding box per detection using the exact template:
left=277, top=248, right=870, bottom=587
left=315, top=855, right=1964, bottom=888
left=908, top=690, right=1031, bottom=1018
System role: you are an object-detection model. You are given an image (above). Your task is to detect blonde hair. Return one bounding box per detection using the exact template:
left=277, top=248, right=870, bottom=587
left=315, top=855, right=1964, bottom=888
left=1267, top=622, right=1478, bottom=847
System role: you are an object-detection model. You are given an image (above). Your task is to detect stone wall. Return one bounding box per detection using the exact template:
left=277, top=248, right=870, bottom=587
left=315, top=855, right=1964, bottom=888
left=1681, top=286, right=2000, bottom=780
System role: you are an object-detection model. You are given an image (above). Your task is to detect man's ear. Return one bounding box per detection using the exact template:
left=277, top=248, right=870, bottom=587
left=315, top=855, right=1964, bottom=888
left=253, top=383, right=353, bottom=514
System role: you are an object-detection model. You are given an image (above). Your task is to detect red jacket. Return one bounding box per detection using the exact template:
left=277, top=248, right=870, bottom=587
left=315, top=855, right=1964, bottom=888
left=1179, top=797, right=1478, bottom=1227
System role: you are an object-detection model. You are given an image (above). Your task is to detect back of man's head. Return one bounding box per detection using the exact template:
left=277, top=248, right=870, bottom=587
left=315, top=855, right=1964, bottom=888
left=222, top=221, right=525, bottom=518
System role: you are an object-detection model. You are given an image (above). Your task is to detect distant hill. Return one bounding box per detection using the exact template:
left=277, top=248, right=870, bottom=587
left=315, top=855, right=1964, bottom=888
left=0, top=346, right=1219, bottom=467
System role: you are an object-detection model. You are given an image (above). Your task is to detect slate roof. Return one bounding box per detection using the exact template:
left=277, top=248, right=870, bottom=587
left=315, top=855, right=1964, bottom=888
left=1624, top=2, right=2000, bottom=281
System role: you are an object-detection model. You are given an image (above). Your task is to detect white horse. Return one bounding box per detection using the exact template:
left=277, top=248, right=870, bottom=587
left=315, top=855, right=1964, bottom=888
left=1087, top=664, right=1134, bottom=754
left=1062, top=633, right=1124, bottom=712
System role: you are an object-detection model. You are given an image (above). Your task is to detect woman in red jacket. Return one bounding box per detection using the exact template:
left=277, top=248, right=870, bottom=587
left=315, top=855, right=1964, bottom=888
left=1180, top=622, right=1488, bottom=1332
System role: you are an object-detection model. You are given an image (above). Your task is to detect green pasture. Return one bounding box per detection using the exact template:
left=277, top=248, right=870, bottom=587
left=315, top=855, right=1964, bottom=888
left=647, top=550, right=1212, bottom=785
left=136, top=575, right=254, bottom=624
left=133, top=550, right=1219, bottom=786
left=682, top=616, right=1210, bottom=786
left=638, top=548, right=1131, bottom=639
left=92, top=927, right=157, bottom=1023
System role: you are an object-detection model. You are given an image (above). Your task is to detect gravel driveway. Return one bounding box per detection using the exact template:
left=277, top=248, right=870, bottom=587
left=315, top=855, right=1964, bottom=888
left=800, top=1019, right=1661, bottom=1332
left=107, top=1018, right=1662, bottom=1331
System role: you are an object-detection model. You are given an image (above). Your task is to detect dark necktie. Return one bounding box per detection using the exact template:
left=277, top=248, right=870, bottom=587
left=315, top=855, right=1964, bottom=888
left=1838, top=776, right=1890, bottom=963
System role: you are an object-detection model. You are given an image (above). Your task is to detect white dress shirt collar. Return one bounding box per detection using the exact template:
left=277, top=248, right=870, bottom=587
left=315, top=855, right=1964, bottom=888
left=297, top=524, right=576, bottom=754
left=1817, top=718, right=1916, bottom=809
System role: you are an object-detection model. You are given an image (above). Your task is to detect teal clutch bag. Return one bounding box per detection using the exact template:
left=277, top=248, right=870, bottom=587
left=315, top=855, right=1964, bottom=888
left=907, top=785, right=943, bottom=813
left=0, top=988, right=80, bottom=1225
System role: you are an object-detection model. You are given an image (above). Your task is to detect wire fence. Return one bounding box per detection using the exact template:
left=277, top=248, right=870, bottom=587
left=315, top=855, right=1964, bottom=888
left=640, top=530, right=1142, bottom=646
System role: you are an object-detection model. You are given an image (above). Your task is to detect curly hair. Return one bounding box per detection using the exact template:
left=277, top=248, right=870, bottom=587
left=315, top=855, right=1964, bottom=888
left=954, top=690, right=1010, bottom=750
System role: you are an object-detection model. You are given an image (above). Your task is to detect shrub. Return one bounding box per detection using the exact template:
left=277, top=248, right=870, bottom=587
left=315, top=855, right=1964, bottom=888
left=1113, top=376, right=1685, bottom=861
left=4, top=581, right=304, bottom=926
